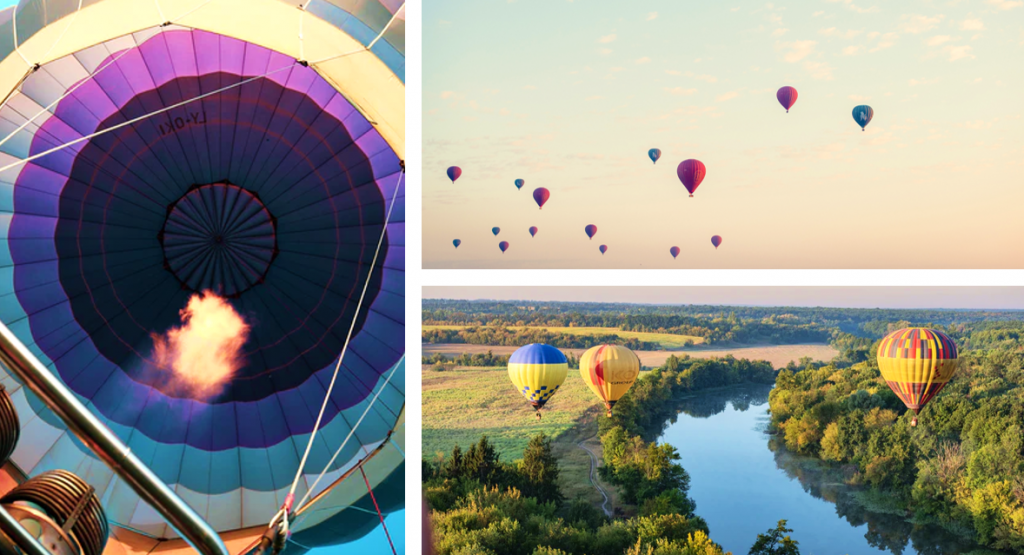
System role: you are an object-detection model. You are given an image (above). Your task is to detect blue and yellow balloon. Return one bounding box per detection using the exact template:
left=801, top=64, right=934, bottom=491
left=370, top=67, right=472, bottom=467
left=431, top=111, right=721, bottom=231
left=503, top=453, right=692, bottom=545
left=508, top=344, right=568, bottom=418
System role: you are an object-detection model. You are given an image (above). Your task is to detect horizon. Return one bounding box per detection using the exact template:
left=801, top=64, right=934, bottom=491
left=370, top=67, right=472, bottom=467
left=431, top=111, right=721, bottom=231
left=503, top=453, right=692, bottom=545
left=423, top=286, right=1024, bottom=310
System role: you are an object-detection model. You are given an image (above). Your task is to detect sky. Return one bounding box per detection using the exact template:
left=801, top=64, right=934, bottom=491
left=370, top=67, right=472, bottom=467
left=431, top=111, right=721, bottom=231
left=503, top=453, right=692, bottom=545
left=423, top=286, right=1024, bottom=310
left=423, top=0, right=1024, bottom=269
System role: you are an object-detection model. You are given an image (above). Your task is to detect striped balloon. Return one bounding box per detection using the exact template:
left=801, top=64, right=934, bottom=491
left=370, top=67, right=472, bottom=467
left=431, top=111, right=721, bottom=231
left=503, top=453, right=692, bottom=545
left=508, top=344, right=568, bottom=416
left=579, top=345, right=640, bottom=417
left=876, top=328, right=959, bottom=426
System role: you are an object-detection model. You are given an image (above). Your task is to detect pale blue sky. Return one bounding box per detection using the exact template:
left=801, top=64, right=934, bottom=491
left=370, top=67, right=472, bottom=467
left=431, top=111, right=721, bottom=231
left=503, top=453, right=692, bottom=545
left=424, top=0, right=1024, bottom=269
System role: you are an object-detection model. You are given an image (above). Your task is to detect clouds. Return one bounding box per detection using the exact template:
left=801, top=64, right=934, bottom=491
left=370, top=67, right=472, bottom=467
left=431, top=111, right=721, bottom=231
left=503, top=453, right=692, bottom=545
left=635, top=56, right=651, bottom=64
left=946, top=45, right=975, bottom=61
left=986, top=0, right=1023, bottom=9
left=870, top=32, right=899, bottom=52
left=598, top=34, right=616, bottom=44
left=776, top=40, right=817, bottom=62
left=646, top=12, right=658, bottom=21
left=716, top=91, right=740, bottom=102
left=804, top=61, right=835, bottom=80
left=961, top=18, right=985, bottom=30
left=827, top=0, right=879, bottom=13
left=899, top=14, right=944, bottom=34
left=664, top=87, right=698, bottom=96
left=819, top=27, right=864, bottom=39
left=926, top=35, right=952, bottom=46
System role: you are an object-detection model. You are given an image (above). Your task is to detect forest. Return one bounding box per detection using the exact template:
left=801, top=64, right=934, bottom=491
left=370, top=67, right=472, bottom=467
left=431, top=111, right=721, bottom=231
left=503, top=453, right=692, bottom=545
left=769, top=322, right=1024, bottom=552
left=422, top=326, right=659, bottom=350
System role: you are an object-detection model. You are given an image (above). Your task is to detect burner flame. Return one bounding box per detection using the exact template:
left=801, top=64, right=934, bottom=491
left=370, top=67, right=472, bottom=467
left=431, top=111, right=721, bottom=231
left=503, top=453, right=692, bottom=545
left=151, top=291, right=249, bottom=399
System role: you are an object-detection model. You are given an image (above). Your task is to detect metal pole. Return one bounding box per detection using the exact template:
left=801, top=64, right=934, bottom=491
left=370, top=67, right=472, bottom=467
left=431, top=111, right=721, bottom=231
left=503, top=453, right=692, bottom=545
left=0, top=504, right=50, bottom=555
left=0, top=321, right=228, bottom=555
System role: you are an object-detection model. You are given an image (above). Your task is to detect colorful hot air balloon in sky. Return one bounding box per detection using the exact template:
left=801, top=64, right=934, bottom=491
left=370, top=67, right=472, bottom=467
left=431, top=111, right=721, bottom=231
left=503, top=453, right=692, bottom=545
left=585, top=224, right=598, bottom=239
left=508, top=344, right=568, bottom=417
left=492, top=227, right=501, bottom=236
left=579, top=345, right=641, bottom=417
left=777, top=86, right=798, bottom=113
left=0, top=3, right=406, bottom=552
left=877, top=328, right=959, bottom=426
left=529, top=226, right=539, bottom=237
left=853, top=105, right=874, bottom=131
left=499, top=241, right=510, bottom=253
left=515, top=178, right=525, bottom=190
left=447, top=166, right=462, bottom=183
left=711, top=235, right=723, bottom=249
left=677, top=159, right=707, bottom=197
left=453, top=239, right=462, bottom=248
left=533, top=187, right=551, bottom=209
left=599, top=245, right=608, bottom=254
left=670, top=246, right=681, bottom=259
left=648, top=148, right=661, bottom=164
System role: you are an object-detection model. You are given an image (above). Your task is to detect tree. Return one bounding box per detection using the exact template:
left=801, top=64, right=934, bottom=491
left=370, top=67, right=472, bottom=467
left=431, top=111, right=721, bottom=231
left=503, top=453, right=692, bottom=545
left=519, top=433, right=563, bottom=504
left=749, top=520, right=800, bottom=555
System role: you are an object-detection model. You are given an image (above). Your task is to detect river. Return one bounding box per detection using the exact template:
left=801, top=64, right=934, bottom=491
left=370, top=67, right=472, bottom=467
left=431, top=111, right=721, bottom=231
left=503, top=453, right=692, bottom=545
left=657, top=385, right=986, bottom=555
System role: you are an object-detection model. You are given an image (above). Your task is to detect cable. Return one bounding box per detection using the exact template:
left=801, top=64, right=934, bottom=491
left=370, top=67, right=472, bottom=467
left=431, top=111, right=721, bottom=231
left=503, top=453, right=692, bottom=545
left=360, top=465, right=397, bottom=555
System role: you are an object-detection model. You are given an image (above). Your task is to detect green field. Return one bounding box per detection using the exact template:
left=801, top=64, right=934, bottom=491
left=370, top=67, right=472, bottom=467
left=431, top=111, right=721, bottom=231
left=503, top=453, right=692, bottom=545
left=422, top=324, right=704, bottom=348
left=423, top=365, right=621, bottom=505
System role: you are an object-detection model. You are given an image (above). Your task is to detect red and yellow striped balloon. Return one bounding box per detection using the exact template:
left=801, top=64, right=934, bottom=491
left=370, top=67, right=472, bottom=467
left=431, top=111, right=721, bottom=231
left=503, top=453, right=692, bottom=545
left=580, top=344, right=641, bottom=417
left=876, top=327, right=959, bottom=426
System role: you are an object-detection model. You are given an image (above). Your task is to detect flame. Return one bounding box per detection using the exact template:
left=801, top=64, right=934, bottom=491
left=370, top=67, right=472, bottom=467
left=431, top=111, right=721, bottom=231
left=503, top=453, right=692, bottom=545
left=151, top=291, right=249, bottom=399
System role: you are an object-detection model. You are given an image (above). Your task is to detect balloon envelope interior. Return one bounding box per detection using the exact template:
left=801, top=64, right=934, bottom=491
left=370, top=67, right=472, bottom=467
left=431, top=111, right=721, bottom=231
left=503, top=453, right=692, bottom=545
left=0, top=20, right=405, bottom=549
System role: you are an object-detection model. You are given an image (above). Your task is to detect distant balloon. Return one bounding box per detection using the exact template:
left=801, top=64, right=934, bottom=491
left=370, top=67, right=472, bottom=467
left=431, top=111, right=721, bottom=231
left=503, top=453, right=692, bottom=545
left=446, top=166, right=462, bottom=183
left=670, top=246, right=680, bottom=259
left=777, top=86, right=798, bottom=113
left=648, top=148, right=661, bottom=164
left=529, top=226, right=538, bottom=237
left=499, top=241, right=509, bottom=253
left=852, top=105, right=873, bottom=131
left=711, top=235, right=722, bottom=249
left=533, top=188, right=550, bottom=209
left=599, top=245, right=608, bottom=254
left=492, top=227, right=500, bottom=236
left=677, top=159, right=706, bottom=197
left=585, top=224, right=598, bottom=239
left=515, top=179, right=525, bottom=190
left=453, top=239, right=461, bottom=248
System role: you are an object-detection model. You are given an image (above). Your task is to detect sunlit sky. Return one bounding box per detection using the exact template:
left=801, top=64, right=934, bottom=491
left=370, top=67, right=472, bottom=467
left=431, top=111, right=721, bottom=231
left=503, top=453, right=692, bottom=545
left=424, top=286, right=1024, bottom=310
left=423, top=0, right=1024, bottom=269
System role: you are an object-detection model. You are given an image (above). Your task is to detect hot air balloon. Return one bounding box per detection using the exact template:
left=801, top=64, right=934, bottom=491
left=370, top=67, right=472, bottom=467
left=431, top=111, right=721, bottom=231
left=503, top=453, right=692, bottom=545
left=447, top=166, right=462, bottom=183
left=877, top=328, right=959, bottom=427
left=579, top=345, right=641, bottom=417
left=852, top=105, right=873, bottom=131
left=529, top=226, right=538, bottom=237
left=648, top=148, right=661, bottom=164
left=585, top=224, right=598, bottom=239
left=453, top=239, right=462, bottom=248
left=515, top=178, right=525, bottom=190
left=777, top=86, right=798, bottom=113
left=499, top=241, right=510, bottom=253
left=492, top=227, right=501, bottom=236
left=677, top=159, right=706, bottom=197
left=599, top=245, right=608, bottom=254
left=533, top=187, right=550, bottom=209
left=670, top=246, right=681, bottom=259
left=508, top=344, right=568, bottom=418
left=711, top=235, right=723, bottom=249
left=0, top=3, right=407, bottom=553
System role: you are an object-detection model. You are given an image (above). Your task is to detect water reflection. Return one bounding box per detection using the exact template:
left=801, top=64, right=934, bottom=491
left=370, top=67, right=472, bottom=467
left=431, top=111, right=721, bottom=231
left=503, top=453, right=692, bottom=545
left=659, top=385, right=987, bottom=555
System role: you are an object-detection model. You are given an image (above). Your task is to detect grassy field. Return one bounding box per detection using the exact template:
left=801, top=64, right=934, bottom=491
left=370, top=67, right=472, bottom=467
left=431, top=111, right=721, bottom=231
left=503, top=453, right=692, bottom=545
left=422, top=324, right=704, bottom=348
left=423, top=365, right=620, bottom=505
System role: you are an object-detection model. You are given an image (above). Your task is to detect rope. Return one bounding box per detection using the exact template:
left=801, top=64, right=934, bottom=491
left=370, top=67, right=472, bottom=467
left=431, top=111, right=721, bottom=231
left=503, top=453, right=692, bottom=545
left=41, top=0, right=83, bottom=61
left=295, top=357, right=402, bottom=513
left=360, top=465, right=397, bottom=555
left=11, top=2, right=33, bottom=67
left=0, top=0, right=215, bottom=153
left=304, top=2, right=405, bottom=66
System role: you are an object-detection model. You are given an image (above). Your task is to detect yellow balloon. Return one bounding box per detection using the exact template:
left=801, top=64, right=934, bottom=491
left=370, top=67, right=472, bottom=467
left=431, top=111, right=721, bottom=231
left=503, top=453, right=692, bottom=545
left=579, top=344, right=641, bottom=416
left=876, top=327, right=959, bottom=426
left=508, top=344, right=568, bottom=416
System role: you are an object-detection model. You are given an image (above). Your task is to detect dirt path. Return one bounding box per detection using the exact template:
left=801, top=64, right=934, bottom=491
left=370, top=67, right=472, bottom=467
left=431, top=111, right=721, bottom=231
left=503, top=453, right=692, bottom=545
left=577, top=438, right=612, bottom=517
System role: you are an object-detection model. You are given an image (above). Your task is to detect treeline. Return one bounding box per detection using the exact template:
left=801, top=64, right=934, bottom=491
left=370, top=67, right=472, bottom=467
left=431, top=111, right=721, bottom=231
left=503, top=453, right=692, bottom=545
left=423, top=299, right=1024, bottom=332
left=422, top=326, right=657, bottom=351
left=768, top=322, right=1024, bottom=553
left=423, top=350, right=581, bottom=370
